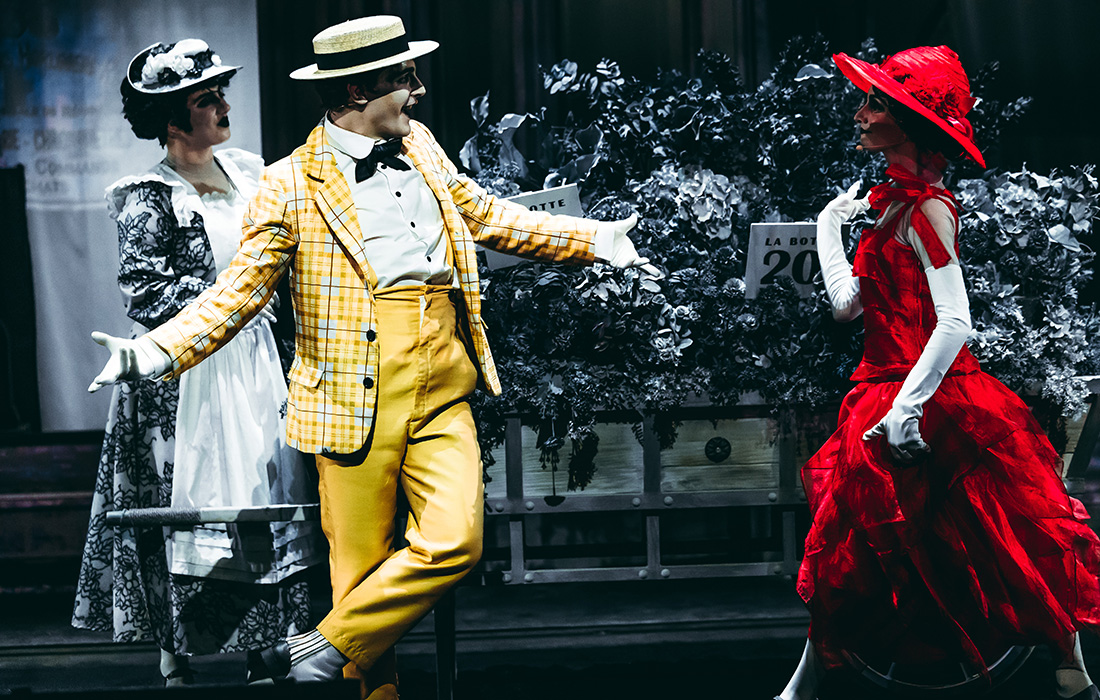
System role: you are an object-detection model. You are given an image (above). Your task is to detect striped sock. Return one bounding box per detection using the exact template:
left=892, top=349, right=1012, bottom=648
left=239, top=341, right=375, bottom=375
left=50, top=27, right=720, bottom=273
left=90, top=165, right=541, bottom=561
left=285, top=628, right=348, bottom=682
left=287, top=628, right=330, bottom=665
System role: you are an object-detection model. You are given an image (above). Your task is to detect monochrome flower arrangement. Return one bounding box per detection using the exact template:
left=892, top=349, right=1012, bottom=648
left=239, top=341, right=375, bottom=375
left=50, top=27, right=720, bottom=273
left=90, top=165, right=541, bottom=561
left=463, top=37, right=1098, bottom=487
left=956, top=167, right=1099, bottom=425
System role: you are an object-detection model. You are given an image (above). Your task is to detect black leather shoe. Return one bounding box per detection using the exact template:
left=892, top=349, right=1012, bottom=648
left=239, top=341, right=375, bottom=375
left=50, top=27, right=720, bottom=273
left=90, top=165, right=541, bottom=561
left=246, top=640, right=293, bottom=684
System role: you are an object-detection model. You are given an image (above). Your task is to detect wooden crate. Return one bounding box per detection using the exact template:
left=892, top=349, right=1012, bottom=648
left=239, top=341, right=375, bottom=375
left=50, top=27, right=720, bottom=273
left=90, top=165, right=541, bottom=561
left=480, top=406, right=827, bottom=585
left=660, top=416, right=781, bottom=492
left=486, top=421, right=645, bottom=498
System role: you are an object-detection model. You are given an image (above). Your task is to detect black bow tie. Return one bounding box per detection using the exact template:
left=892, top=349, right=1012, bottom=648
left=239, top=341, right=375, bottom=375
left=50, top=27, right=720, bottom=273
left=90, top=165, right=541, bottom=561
left=355, top=139, right=410, bottom=182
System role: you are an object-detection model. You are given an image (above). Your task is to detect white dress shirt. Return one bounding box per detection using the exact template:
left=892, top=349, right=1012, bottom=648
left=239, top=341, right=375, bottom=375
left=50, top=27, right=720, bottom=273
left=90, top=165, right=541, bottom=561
left=324, top=118, right=452, bottom=288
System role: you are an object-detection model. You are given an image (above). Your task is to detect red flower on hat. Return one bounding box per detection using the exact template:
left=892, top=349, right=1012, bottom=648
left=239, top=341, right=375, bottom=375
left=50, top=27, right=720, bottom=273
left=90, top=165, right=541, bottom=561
left=881, top=47, right=976, bottom=121
left=833, top=45, right=985, bottom=167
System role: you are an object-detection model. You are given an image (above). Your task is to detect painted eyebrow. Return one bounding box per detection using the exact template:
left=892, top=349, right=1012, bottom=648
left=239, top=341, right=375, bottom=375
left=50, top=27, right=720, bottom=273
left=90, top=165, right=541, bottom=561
left=194, top=90, right=223, bottom=104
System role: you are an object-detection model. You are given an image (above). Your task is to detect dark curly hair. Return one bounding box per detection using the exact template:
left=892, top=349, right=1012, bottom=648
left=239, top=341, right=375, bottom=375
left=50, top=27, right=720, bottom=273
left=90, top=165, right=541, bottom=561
left=313, top=68, right=385, bottom=112
left=120, top=74, right=232, bottom=146
left=883, top=94, right=968, bottom=163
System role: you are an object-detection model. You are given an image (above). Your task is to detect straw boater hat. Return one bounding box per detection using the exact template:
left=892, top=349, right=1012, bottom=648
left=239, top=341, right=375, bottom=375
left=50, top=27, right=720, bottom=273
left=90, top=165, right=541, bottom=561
left=833, top=46, right=985, bottom=168
left=126, top=39, right=239, bottom=95
left=290, top=16, right=438, bottom=81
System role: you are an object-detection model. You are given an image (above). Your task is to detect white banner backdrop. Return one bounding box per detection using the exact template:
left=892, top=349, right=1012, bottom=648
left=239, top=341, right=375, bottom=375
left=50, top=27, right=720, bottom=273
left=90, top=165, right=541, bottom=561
left=0, top=0, right=260, bottom=430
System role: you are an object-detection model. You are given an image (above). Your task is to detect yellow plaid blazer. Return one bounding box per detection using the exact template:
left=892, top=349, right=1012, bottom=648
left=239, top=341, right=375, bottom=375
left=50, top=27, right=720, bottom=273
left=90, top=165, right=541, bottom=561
left=147, top=120, right=598, bottom=454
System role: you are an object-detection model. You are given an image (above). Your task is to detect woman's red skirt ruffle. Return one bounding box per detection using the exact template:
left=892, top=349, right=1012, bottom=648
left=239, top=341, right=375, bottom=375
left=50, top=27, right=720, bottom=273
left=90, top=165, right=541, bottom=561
left=797, top=371, right=1100, bottom=669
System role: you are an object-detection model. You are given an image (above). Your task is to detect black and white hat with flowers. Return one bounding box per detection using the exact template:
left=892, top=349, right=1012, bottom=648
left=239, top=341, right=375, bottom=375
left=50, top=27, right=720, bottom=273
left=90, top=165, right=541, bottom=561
left=126, top=39, right=239, bottom=94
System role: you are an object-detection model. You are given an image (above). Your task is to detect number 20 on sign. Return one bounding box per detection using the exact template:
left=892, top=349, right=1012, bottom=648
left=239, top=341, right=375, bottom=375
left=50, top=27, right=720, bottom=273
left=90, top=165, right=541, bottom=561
left=744, top=222, right=826, bottom=299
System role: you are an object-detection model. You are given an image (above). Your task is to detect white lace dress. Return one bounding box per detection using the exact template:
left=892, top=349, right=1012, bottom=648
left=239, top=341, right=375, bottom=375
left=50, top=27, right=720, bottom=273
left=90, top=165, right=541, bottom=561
left=73, top=149, right=323, bottom=653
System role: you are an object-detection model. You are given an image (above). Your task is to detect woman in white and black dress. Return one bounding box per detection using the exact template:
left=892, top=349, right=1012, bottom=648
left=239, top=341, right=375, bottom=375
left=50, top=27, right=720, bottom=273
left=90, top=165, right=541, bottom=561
left=72, top=39, right=323, bottom=686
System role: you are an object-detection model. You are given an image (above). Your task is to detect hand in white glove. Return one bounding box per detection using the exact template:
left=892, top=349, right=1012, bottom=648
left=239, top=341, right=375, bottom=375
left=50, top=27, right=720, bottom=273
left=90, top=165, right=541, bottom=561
left=818, top=181, right=870, bottom=322
left=863, top=409, right=930, bottom=462
left=862, top=264, right=971, bottom=463
left=823, top=180, right=871, bottom=222
left=262, top=291, right=281, bottom=324
left=595, top=214, right=663, bottom=278
left=249, top=298, right=277, bottom=326
left=88, top=332, right=172, bottom=393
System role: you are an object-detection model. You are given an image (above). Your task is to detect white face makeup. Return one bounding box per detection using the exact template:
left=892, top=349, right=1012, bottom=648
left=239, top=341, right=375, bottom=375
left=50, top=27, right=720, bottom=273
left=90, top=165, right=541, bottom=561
left=175, top=85, right=232, bottom=148
left=854, top=87, right=908, bottom=152
left=358, top=60, right=425, bottom=140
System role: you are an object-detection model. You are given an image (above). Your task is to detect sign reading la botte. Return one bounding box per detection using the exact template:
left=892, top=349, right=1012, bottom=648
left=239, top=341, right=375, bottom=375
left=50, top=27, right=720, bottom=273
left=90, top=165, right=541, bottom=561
left=506, top=183, right=583, bottom=215
left=744, top=222, right=826, bottom=299
left=479, top=184, right=584, bottom=269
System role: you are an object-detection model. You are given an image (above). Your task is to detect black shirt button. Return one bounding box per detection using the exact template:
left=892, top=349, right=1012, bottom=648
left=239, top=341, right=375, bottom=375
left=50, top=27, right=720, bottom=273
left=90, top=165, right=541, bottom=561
left=363, top=377, right=374, bottom=388
left=410, top=222, right=416, bottom=228
left=395, top=191, right=402, bottom=197
left=365, top=329, right=377, bottom=342
left=426, top=255, right=432, bottom=262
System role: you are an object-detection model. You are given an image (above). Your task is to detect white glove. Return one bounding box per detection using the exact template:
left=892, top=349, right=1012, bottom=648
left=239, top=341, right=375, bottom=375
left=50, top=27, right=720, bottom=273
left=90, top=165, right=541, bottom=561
left=594, top=214, right=662, bottom=277
left=87, top=332, right=172, bottom=393
left=249, top=298, right=277, bottom=327
left=818, top=181, right=869, bottom=322
left=863, top=264, right=971, bottom=462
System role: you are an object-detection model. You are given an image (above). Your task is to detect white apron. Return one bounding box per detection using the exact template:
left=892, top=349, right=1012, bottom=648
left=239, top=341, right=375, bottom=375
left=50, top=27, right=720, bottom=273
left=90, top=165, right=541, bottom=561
left=163, top=150, right=322, bottom=583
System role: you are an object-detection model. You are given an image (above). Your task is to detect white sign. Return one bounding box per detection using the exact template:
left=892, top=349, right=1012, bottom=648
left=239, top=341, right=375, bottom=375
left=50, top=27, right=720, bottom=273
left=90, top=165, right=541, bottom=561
left=479, top=184, right=584, bottom=269
left=744, top=222, right=822, bottom=299
left=505, top=183, right=583, bottom=215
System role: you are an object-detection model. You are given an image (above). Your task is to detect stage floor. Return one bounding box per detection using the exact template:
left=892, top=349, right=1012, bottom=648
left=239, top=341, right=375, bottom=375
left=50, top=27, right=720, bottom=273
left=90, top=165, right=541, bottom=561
left=5, top=431, right=1100, bottom=698
left=1, top=576, right=1092, bottom=699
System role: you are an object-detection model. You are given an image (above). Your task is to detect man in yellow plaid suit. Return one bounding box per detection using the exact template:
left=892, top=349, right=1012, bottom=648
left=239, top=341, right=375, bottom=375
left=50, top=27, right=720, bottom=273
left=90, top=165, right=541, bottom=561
left=89, top=14, right=654, bottom=699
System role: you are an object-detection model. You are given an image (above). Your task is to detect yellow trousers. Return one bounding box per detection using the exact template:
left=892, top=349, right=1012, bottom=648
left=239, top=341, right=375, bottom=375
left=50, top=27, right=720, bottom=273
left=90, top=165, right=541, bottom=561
left=314, top=285, right=483, bottom=698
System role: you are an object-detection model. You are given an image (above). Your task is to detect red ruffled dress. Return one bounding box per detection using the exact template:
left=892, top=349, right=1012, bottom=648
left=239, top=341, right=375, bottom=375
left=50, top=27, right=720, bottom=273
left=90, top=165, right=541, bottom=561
left=797, top=167, right=1100, bottom=669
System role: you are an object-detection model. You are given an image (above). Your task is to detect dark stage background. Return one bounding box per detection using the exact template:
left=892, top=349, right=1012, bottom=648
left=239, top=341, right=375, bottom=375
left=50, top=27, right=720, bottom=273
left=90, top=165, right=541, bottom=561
left=255, top=0, right=1099, bottom=177
left=1, top=0, right=1095, bottom=435
left=3, top=3, right=1100, bottom=698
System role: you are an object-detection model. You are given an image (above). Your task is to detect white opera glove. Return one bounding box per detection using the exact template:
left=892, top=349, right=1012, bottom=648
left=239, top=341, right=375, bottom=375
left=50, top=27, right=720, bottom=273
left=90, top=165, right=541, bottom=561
left=818, top=181, right=870, bottom=322
left=87, top=332, right=172, bottom=393
left=594, top=213, right=663, bottom=277
left=862, top=264, right=971, bottom=462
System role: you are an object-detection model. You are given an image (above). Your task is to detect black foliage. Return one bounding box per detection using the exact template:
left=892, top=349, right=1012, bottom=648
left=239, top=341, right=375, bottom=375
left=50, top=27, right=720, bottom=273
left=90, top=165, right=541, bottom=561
left=461, top=37, right=1097, bottom=488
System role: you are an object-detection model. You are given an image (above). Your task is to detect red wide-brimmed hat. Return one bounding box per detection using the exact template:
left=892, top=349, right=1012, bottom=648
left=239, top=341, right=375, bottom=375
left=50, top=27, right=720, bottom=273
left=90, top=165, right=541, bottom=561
left=833, top=46, right=985, bottom=168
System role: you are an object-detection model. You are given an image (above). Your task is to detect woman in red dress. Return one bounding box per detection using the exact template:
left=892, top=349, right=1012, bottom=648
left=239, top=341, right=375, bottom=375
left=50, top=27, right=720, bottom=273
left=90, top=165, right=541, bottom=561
left=776, top=46, right=1100, bottom=700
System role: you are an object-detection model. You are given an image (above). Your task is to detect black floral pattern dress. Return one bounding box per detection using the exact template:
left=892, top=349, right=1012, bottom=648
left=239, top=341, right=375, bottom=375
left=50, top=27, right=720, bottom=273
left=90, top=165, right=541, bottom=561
left=72, top=150, right=316, bottom=654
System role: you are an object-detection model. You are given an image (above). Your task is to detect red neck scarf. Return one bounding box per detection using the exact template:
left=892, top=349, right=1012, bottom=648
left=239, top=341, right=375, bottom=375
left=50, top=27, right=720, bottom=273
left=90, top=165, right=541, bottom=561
left=866, top=164, right=959, bottom=268
left=868, top=164, right=954, bottom=210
